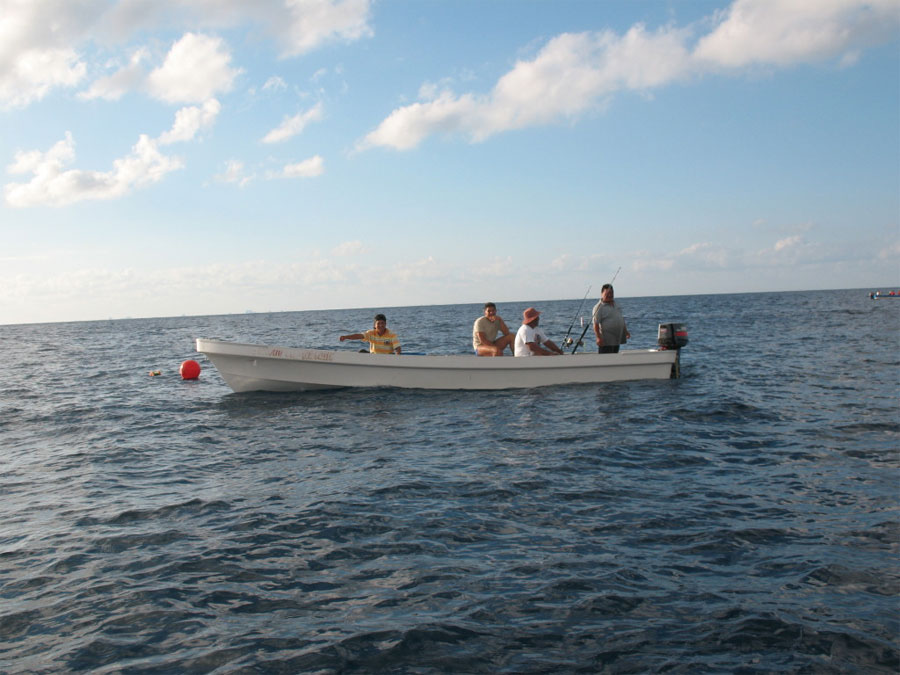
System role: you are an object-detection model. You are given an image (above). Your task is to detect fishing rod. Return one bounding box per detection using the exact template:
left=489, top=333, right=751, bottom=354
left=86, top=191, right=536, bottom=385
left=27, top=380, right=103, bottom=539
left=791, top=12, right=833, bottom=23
left=610, top=266, right=621, bottom=285
left=570, top=267, right=621, bottom=354
left=562, top=285, right=591, bottom=349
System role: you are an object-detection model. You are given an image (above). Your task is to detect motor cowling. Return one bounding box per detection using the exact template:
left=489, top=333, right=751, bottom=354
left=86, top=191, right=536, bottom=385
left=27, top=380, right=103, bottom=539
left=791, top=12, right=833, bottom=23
left=658, top=323, right=688, bottom=350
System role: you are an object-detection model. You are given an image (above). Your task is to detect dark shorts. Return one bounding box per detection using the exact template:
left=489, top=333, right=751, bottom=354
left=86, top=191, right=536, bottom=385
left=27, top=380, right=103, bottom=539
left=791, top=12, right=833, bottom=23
left=599, top=345, right=620, bottom=354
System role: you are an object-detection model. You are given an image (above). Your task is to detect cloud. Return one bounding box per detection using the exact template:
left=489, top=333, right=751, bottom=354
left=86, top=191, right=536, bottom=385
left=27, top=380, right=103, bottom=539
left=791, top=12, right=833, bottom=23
left=361, top=0, right=897, bottom=151
left=214, top=159, right=253, bottom=187
left=96, top=0, right=374, bottom=58
left=393, top=256, right=441, bottom=283
left=678, top=242, right=729, bottom=267
left=332, top=240, right=365, bottom=256
left=551, top=254, right=571, bottom=271
left=261, top=102, right=324, bottom=143
left=4, top=131, right=183, bottom=208
left=3, top=89, right=226, bottom=206
left=0, top=47, right=86, bottom=110
left=269, top=155, right=325, bottom=179
left=0, top=0, right=374, bottom=109
left=146, top=33, right=241, bottom=103
left=360, top=26, right=692, bottom=150
left=277, top=0, right=374, bottom=57
left=469, top=256, right=513, bottom=278
left=774, top=235, right=802, bottom=251
left=78, top=47, right=149, bottom=101
left=158, top=99, right=221, bottom=144
left=877, top=241, right=900, bottom=261
left=694, top=0, right=898, bottom=68
left=632, top=256, right=676, bottom=273
left=262, top=75, right=288, bottom=92
left=631, top=242, right=730, bottom=273
left=0, top=0, right=93, bottom=109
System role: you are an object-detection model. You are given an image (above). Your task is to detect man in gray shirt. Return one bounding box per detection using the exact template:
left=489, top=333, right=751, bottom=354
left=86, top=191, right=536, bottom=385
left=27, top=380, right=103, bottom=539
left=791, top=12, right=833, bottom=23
left=592, top=283, right=630, bottom=353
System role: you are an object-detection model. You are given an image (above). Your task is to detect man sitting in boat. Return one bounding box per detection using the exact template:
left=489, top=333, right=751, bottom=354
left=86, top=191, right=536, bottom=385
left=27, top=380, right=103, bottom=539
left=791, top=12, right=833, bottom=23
left=339, top=314, right=401, bottom=354
left=472, top=302, right=515, bottom=356
left=514, top=307, right=564, bottom=357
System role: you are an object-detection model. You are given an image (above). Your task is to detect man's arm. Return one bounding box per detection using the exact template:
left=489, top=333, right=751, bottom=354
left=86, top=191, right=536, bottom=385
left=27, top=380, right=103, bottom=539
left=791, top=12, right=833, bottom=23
left=526, top=341, right=556, bottom=356
left=541, top=339, right=564, bottom=355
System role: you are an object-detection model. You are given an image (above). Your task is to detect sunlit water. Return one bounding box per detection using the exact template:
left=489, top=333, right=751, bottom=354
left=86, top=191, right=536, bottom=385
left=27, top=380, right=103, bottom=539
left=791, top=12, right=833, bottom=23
left=1, top=289, right=897, bottom=673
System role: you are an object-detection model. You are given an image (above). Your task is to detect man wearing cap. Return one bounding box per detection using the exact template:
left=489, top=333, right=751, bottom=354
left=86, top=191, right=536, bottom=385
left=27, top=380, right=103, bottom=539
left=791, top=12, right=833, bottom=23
left=514, top=307, right=564, bottom=357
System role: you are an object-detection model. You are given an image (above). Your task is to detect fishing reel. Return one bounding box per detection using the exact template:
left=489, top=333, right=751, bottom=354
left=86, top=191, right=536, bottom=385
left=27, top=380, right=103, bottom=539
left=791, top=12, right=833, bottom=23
left=563, top=337, right=584, bottom=347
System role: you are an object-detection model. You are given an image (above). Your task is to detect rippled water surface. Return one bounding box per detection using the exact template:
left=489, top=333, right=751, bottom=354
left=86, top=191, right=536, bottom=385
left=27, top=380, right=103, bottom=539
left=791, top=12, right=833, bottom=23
left=1, top=290, right=898, bottom=673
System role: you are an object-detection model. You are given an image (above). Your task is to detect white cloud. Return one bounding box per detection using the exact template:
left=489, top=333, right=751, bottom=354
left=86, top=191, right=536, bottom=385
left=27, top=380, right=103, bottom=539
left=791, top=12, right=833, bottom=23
left=632, top=257, right=676, bottom=273
left=0, top=0, right=374, bottom=109
left=278, top=0, right=374, bottom=57
left=0, top=0, right=93, bottom=109
left=678, top=242, right=730, bottom=267
left=694, top=0, right=898, bottom=68
left=2, top=89, right=231, bottom=206
left=146, top=33, right=241, bottom=103
left=631, top=242, right=731, bottom=273
left=78, top=47, right=149, bottom=101
left=877, top=241, right=900, bottom=261
left=158, top=99, right=221, bottom=145
left=261, top=102, right=324, bottom=143
left=551, top=254, right=571, bottom=271
left=270, top=155, right=325, bottom=179
left=361, top=0, right=897, bottom=151
left=2, top=90, right=231, bottom=207
left=214, top=159, right=253, bottom=187
left=393, top=256, right=441, bottom=283
left=4, top=131, right=183, bottom=208
left=95, top=0, right=374, bottom=58
left=332, top=240, right=365, bottom=256
left=469, top=256, right=513, bottom=278
left=0, top=47, right=86, bottom=109
left=361, top=26, right=693, bottom=150
left=774, top=235, right=802, bottom=251
left=262, top=75, right=288, bottom=92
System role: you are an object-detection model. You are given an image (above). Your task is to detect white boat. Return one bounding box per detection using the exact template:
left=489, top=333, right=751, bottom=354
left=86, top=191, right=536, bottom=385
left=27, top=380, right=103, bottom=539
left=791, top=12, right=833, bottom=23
left=195, top=331, right=686, bottom=393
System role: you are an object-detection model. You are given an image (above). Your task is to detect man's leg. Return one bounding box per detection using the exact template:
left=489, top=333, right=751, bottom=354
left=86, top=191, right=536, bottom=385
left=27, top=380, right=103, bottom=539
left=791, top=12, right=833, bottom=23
left=496, top=333, right=516, bottom=354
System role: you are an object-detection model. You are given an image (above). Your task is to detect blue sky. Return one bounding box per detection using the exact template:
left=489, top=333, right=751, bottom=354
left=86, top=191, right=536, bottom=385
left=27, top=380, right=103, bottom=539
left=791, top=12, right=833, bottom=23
left=1, top=0, right=898, bottom=324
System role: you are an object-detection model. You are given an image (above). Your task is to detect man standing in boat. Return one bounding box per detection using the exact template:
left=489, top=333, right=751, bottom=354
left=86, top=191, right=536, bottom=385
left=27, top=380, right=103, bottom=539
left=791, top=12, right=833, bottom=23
left=339, top=314, right=401, bottom=354
left=514, top=307, right=564, bottom=356
left=592, top=284, right=629, bottom=353
left=473, top=302, right=515, bottom=356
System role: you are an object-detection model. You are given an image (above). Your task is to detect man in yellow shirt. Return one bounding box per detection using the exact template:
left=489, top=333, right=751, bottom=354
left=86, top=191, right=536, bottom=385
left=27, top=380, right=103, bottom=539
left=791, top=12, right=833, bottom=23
left=339, top=314, right=401, bottom=354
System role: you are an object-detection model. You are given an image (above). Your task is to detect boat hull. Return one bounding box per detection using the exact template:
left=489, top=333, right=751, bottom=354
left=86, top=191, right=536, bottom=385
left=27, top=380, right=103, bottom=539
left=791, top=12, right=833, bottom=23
left=196, top=338, right=680, bottom=393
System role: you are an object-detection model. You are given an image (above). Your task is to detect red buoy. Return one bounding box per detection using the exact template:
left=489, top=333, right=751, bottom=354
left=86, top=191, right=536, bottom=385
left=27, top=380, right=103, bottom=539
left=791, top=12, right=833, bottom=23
left=180, top=359, right=201, bottom=380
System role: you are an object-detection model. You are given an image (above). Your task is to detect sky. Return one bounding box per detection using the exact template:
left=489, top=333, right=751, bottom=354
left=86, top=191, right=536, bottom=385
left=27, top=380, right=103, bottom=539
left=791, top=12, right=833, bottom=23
left=1, top=0, right=898, bottom=325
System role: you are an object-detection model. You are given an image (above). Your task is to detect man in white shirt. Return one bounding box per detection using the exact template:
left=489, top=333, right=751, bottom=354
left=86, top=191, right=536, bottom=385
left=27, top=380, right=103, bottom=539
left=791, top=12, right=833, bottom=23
left=514, top=307, right=564, bottom=357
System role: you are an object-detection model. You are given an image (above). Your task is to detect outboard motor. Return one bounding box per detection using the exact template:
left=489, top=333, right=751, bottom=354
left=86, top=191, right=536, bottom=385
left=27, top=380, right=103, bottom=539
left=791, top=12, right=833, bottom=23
left=657, top=323, right=688, bottom=379
left=657, top=323, right=688, bottom=350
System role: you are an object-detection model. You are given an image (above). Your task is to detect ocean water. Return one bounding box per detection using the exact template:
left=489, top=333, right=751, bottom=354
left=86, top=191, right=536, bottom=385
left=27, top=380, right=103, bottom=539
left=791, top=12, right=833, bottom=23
left=0, top=289, right=897, bottom=673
